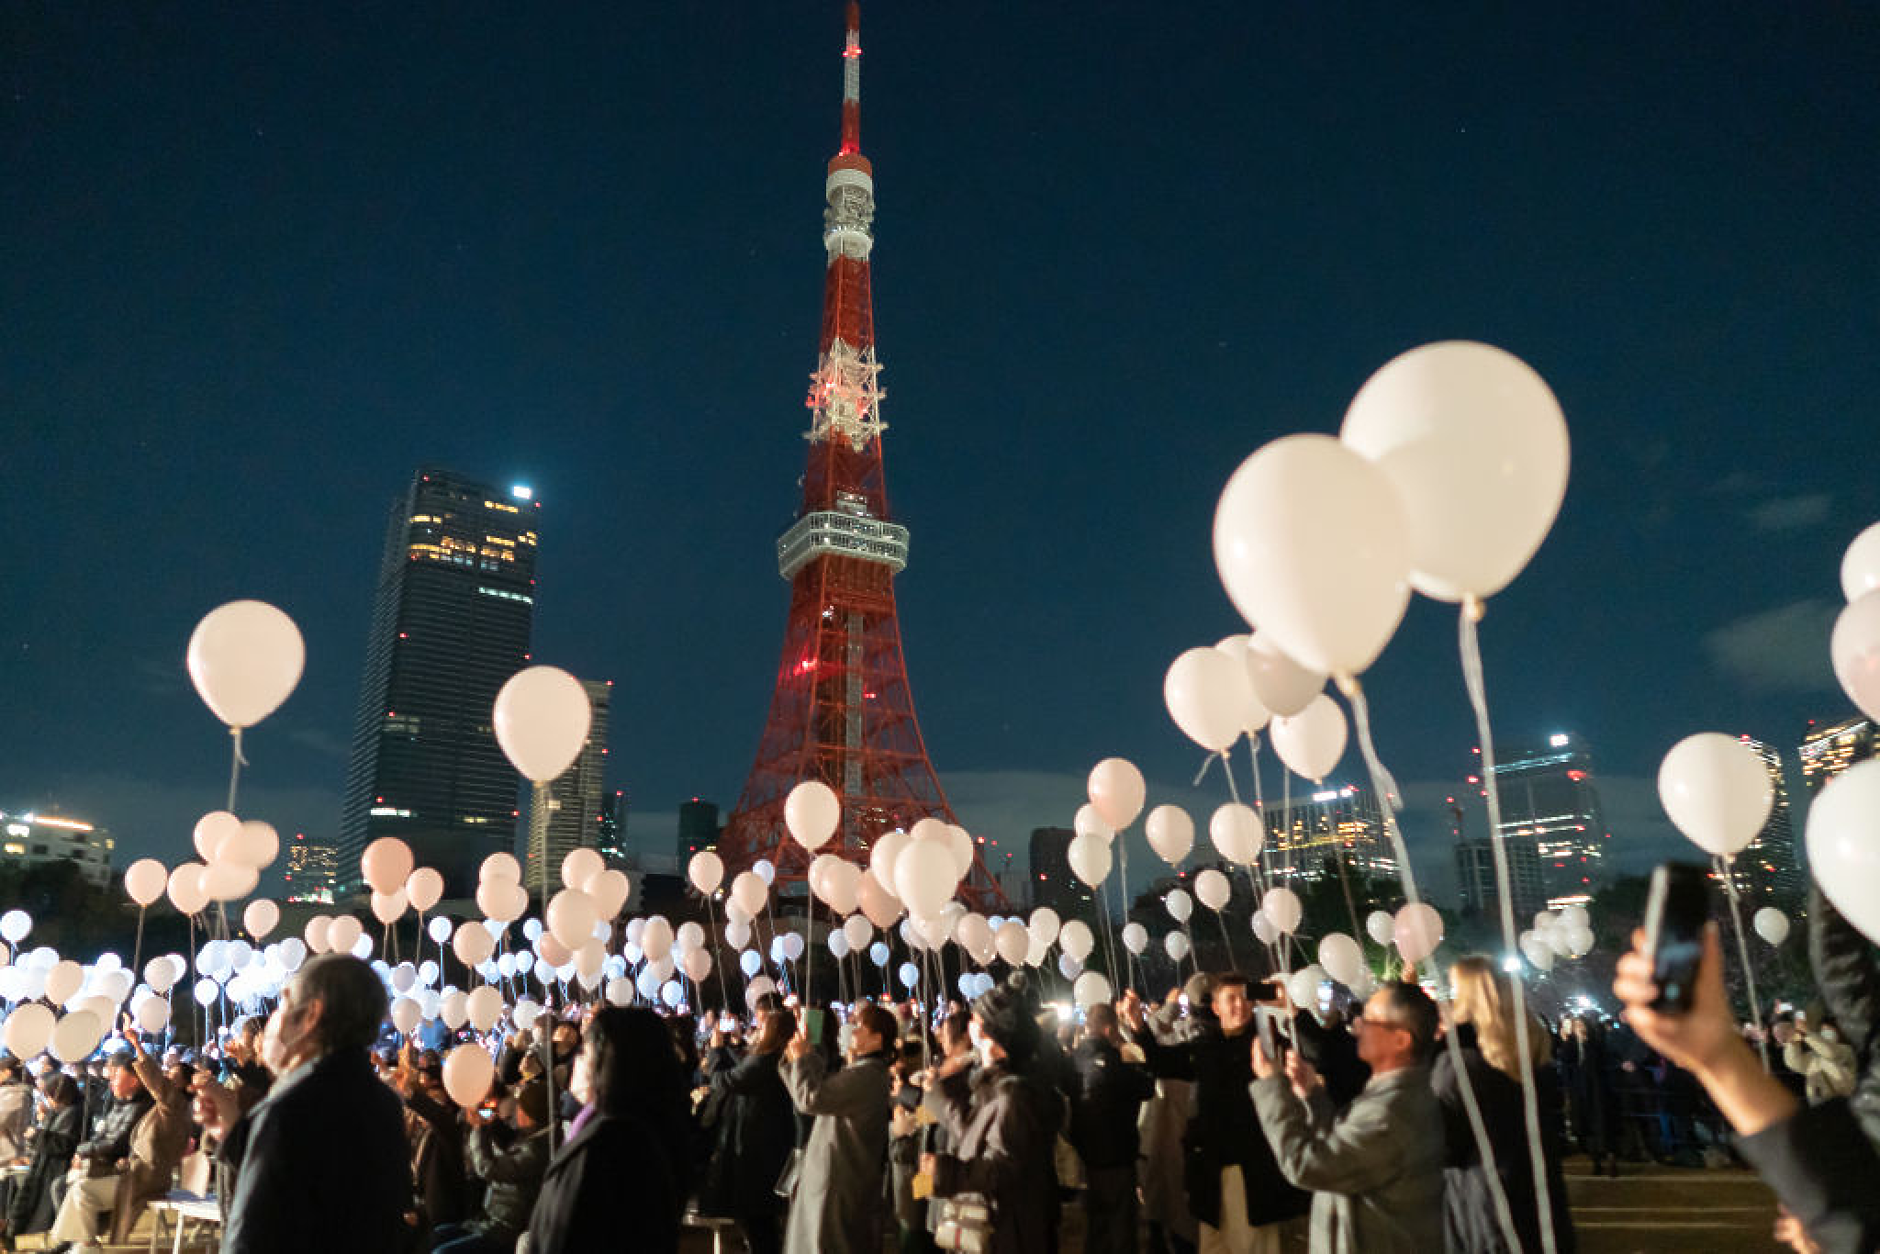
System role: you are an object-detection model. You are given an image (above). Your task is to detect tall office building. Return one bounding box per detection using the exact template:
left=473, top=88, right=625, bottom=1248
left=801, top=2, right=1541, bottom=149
left=526, top=678, right=611, bottom=888
left=1448, top=794, right=1546, bottom=924
left=597, top=790, right=629, bottom=866
left=678, top=799, right=721, bottom=859
left=1266, top=782, right=1397, bottom=884
left=339, top=468, right=541, bottom=897
left=283, top=833, right=338, bottom=904
left=1027, top=826, right=1092, bottom=917
left=1484, top=733, right=1609, bottom=907
left=1799, top=717, right=1878, bottom=793
left=1720, top=736, right=1801, bottom=900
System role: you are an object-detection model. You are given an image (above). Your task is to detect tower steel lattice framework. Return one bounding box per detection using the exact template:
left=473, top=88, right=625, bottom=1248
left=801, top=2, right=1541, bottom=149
left=719, top=2, right=1007, bottom=911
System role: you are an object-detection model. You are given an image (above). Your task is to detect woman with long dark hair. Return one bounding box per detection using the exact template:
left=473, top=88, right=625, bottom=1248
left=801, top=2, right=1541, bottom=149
left=1, top=1073, right=82, bottom=1249
left=698, top=1002, right=799, bottom=1254
left=526, top=1007, right=694, bottom=1254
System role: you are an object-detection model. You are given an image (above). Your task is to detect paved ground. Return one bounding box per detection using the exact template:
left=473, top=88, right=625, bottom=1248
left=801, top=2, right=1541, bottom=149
left=1565, top=1157, right=1781, bottom=1254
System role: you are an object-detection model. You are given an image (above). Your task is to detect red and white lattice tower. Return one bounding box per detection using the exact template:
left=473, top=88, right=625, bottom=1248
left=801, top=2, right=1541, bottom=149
left=718, top=2, right=1007, bottom=911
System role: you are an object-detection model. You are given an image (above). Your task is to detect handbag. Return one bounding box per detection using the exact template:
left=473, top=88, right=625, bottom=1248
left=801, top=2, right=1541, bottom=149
left=933, top=1193, right=994, bottom=1252
left=773, top=1147, right=804, bottom=1199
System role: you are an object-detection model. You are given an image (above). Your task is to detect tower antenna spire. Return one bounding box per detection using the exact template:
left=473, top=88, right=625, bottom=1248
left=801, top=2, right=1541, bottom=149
left=840, top=1, right=862, bottom=156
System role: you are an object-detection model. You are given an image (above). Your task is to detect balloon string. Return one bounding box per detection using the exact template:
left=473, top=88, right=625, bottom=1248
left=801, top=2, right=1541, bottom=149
left=1190, top=753, right=1215, bottom=788
left=1344, top=666, right=1525, bottom=1254
left=1714, top=854, right=1770, bottom=1070
left=528, top=781, right=559, bottom=1155
left=706, top=896, right=732, bottom=1016
left=226, top=727, right=247, bottom=813
left=1221, top=746, right=1278, bottom=971
left=1456, top=605, right=1557, bottom=1254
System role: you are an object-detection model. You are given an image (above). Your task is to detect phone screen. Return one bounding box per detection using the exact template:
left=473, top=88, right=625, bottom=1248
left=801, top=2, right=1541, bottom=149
left=1644, top=862, right=1709, bottom=1012
left=805, top=1007, right=827, bottom=1047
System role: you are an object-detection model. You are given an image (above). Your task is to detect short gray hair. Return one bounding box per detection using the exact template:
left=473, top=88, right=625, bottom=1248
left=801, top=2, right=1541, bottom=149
left=292, top=954, right=387, bottom=1052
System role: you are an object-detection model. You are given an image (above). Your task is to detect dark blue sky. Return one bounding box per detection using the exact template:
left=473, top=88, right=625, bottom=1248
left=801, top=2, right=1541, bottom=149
left=4, top=4, right=1877, bottom=895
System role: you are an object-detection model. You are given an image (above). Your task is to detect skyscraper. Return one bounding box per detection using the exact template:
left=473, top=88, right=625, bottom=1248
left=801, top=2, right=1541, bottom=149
left=284, top=832, right=338, bottom=904
left=1721, top=736, right=1801, bottom=900
left=1799, top=716, right=1878, bottom=793
left=1266, top=782, right=1397, bottom=884
left=1028, top=826, right=1092, bottom=918
left=1485, top=733, right=1609, bottom=907
left=339, top=468, right=540, bottom=897
left=1449, top=795, right=1546, bottom=925
left=527, top=678, right=611, bottom=888
left=597, top=789, right=629, bottom=866
left=678, top=799, right=721, bottom=860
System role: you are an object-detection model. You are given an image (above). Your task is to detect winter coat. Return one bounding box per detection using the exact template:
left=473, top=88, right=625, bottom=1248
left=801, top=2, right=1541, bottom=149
left=1068, top=1038, right=1157, bottom=1171
left=527, top=1110, right=682, bottom=1254
left=1737, top=1096, right=1880, bottom=1254
left=697, top=1045, right=797, bottom=1221
left=1431, top=1028, right=1577, bottom=1254
left=779, top=1050, right=890, bottom=1254
left=1131, top=1014, right=1311, bottom=1228
left=464, top=1123, right=550, bottom=1240
left=1251, top=1064, right=1446, bottom=1254
left=109, top=1055, right=195, bottom=1243
left=1810, top=882, right=1880, bottom=1145
left=4, top=1102, right=79, bottom=1236
left=0, top=1080, right=32, bottom=1161
left=1784, top=1032, right=1859, bottom=1105
left=219, top=1047, right=411, bottom=1254
left=925, top=1062, right=1065, bottom=1254
left=404, top=1088, right=472, bottom=1228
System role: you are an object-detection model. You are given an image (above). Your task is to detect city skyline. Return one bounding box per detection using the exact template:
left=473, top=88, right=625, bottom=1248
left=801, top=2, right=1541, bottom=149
left=5, top=5, right=1877, bottom=903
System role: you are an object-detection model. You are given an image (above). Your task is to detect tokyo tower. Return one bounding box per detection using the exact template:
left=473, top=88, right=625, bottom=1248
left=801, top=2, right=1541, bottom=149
left=718, top=2, right=1006, bottom=911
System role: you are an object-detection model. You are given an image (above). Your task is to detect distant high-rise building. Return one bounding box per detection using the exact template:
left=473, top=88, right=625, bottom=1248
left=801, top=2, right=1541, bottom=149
left=527, top=679, right=611, bottom=889
left=1799, top=717, right=1878, bottom=793
left=1485, top=733, right=1609, bottom=906
left=1028, top=826, right=1093, bottom=917
left=1448, top=794, right=1546, bottom=924
left=1722, top=736, right=1801, bottom=901
left=597, top=790, right=629, bottom=865
left=0, top=810, right=112, bottom=889
left=1267, top=782, right=1397, bottom=884
left=284, top=833, right=338, bottom=904
left=339, top=468, right=541, bottom=898
left=678, top=799, right=721, bottom=859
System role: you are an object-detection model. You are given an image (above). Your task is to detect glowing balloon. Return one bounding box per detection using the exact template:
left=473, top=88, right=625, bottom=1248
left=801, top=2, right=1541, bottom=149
left=1088, top=758, right=1147, bottom=830
left=785, top=780, right=841, bottom=852
left=243, top=899, right=280, bottom=939
left=1261, top=887, right=1303, bottom=934
left=1271, top=695, right=1348, bottom=782
left=1165, top=647, right=1253, bottom=753
left=361, top=838, right=416, bottom=897
left=493, top=666, right=593, bottom=783
left=1657, top=733, right=1775, bottom=857
left=406, top=868, right=445, bottom=913
left=688, top=850, right=725, bottom=896
left=186, top=600, right=305, bottom=728
left=1243, top=632, right=1325, bottom=718
left=123, top=859, right=168, bottom=907
left=193, top=811, right=241, bottom=862
left=1208, top=803, right=1263, bottom=865
left=442, top=1044, right=496, bottom=1109
left=1145, top=805, right=1194, bottom=866
left=1393, top=902, right=1445, bottom=964
left=1193, top=869, right=1231, bottom=912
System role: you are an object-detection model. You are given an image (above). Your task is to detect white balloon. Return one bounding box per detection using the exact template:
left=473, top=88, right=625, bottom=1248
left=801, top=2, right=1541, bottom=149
left=3, top=1004, right=53, bottom=1057
left=1145, top=805, right=1194, bottom=866
left=1287, top=965, right=1327, bottom=1009
left=1261, top=887, right=1303, bottom=935
left=186, top=600, right=305, bottom=728
left=725, top=919, right=752, bottom=951
left=1027, top=907, right=1061, bottom=948
left=785, top=781, right=841, bottom=852
left=1193, top=869, right=1231, bottom=912
left=1364, top=910, right=1394, bottom=946
left=1251, top=912, right=1278, bottom=946
left=1806, top=759, right=1880, bottom=947
left=1067, top=831, right=1113, bottom=888
left=1163, top=931, right=1190, bottom=963
left=1087, top=758, right=1147, bottom=831
left=843, top=914, right=872, bottom=951
left=828, top=931, right=851, bottom=959
left=730, top=871, right=768, bottom=919
left=870, top=829, right=910, bottom=893
left=1842, top=523, right=1880, bottom=603
left=427, top=916, right=453, bottom=944
left=1271, top=695, right=1349, bottom=782
left=688, top=851, right=725, bottom=896
left=1340, top=341, right=1569, bottom=601
left=994, top=921, right=1029, bottom=967
left=894, top=838, right=960, bottom=919
left=1208, top=804, right=1264, bottom=865
left=869, top=941, right=890, bottom=967
left=1165, top=889, right=1193, bottom=924
left=1657, top=732, right=1774, bottom=856
left=1121, top=922, right=1148, bottom=955
left=1073, top=971, right=1113, bottom=1009
left=1165, top=646, right=1253, bottom=753
left=1393, top=903, right=1444, bottom=964
left=1059, top=920, right=1095, bottom=962
left=1073, top=804, right=1114, bottom=844
left=492, top=665, right=593, bottom=783
left=1242, top=632, right=1326, bottom=718
left=1213, top=433, right=1411, bottom=677
left=897, top=962, right=919, bottom=990
left=1318, top=933, right=1363, bottom=987
left=1214, top=635, right=1273, bottom=735
left=1753, top=907, right=1790, bottom=946
left=754, top=859, right=776, bottom=887
left=1831, top=591, right=1880, bottom=724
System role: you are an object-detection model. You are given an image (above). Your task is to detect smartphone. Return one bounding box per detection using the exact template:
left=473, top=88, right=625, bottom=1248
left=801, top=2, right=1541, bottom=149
left=1256, top=1011, right=1287, bottom=1063
left=804, top=1007, right=828, bottom=1047
left=1643, top=862, right=1710, bottom=1012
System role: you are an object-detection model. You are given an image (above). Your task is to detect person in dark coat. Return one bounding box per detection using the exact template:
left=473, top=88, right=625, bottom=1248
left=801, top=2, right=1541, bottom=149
left=921, top=975, right=1066, bottom=1254
left=1557, top=1015, right=1618, bottom=1175
left=1808, top=883, right=1880, bottom=1145
left=1433, top=957, right=1576, bottom=1254
left=0, top=1072, right=82, bottom=1247
left=196, top=953, right=413, bottom=1254
left=435, top=1079, right=551, bottom=1252
left=527, top=1006, right=692, bottom=1254
left=1122, top=974, right=1311, bottom=1247
left=394, top=1053, right=472, bottom=1232
left=698, top=1003, right=798, bottom=1254
left=1068, top=1003, right=1157, bottom=1254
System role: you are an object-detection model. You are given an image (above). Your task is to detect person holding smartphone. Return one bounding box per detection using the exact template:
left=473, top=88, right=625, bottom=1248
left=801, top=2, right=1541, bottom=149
left=697, top=1001, right=799, bottom=1254
left=1613, top=922, right=1880, bottom=1252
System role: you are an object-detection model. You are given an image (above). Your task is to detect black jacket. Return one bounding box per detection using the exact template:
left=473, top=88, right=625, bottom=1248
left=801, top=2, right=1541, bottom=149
left=528, top=1110, right=683, bottom=1254
left=1431, top=1028, right=1576, bottom=1254
left=1737, top=1097, right=1880, bottom=1254
left=1809, top=884, right=1880, bottom=1146
left=1068, top=1038, right=1157, bottom=1171
left=697, top=1046, right=797, bottom=1220
left=5, top=1103, right=79, bottom=1235
left=465, top=1123, right=550, bottom=1240
left=219, top=1048, right=412, bottom=1254
left=1133, top=1017, right=1310, bottom=1228
left=928, top=1063, right=1066, bottom=1254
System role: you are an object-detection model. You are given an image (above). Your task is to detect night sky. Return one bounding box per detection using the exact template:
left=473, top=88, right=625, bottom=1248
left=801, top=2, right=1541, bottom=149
left=5, top=4, right=1878, bottom=898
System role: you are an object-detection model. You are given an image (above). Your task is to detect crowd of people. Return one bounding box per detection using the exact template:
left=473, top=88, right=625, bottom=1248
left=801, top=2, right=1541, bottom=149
left=0, top=889, right=1872, bottom=1254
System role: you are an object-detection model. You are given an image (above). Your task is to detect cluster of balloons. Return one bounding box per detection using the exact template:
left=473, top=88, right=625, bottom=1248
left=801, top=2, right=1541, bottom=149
left=1164, top=638, right=1346, bottom=782
left=1807, top=523, right=1880, bottom=949
left=1066, top=759, right=1146, bottom=889
left=1517, top=906, right=1594, bottom=972
left=1213, top=342, right=1569, bottom=680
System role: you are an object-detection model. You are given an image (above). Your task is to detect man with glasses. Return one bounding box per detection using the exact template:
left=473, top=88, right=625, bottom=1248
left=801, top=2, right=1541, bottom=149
left=1248, top=982, right=1444, bottom=1253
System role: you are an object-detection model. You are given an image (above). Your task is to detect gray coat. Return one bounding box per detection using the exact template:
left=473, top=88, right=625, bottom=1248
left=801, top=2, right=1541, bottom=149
left=1250, top=1065, right=1444, bottom=1254
left=780, top=1051, right=890, bottom=1254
